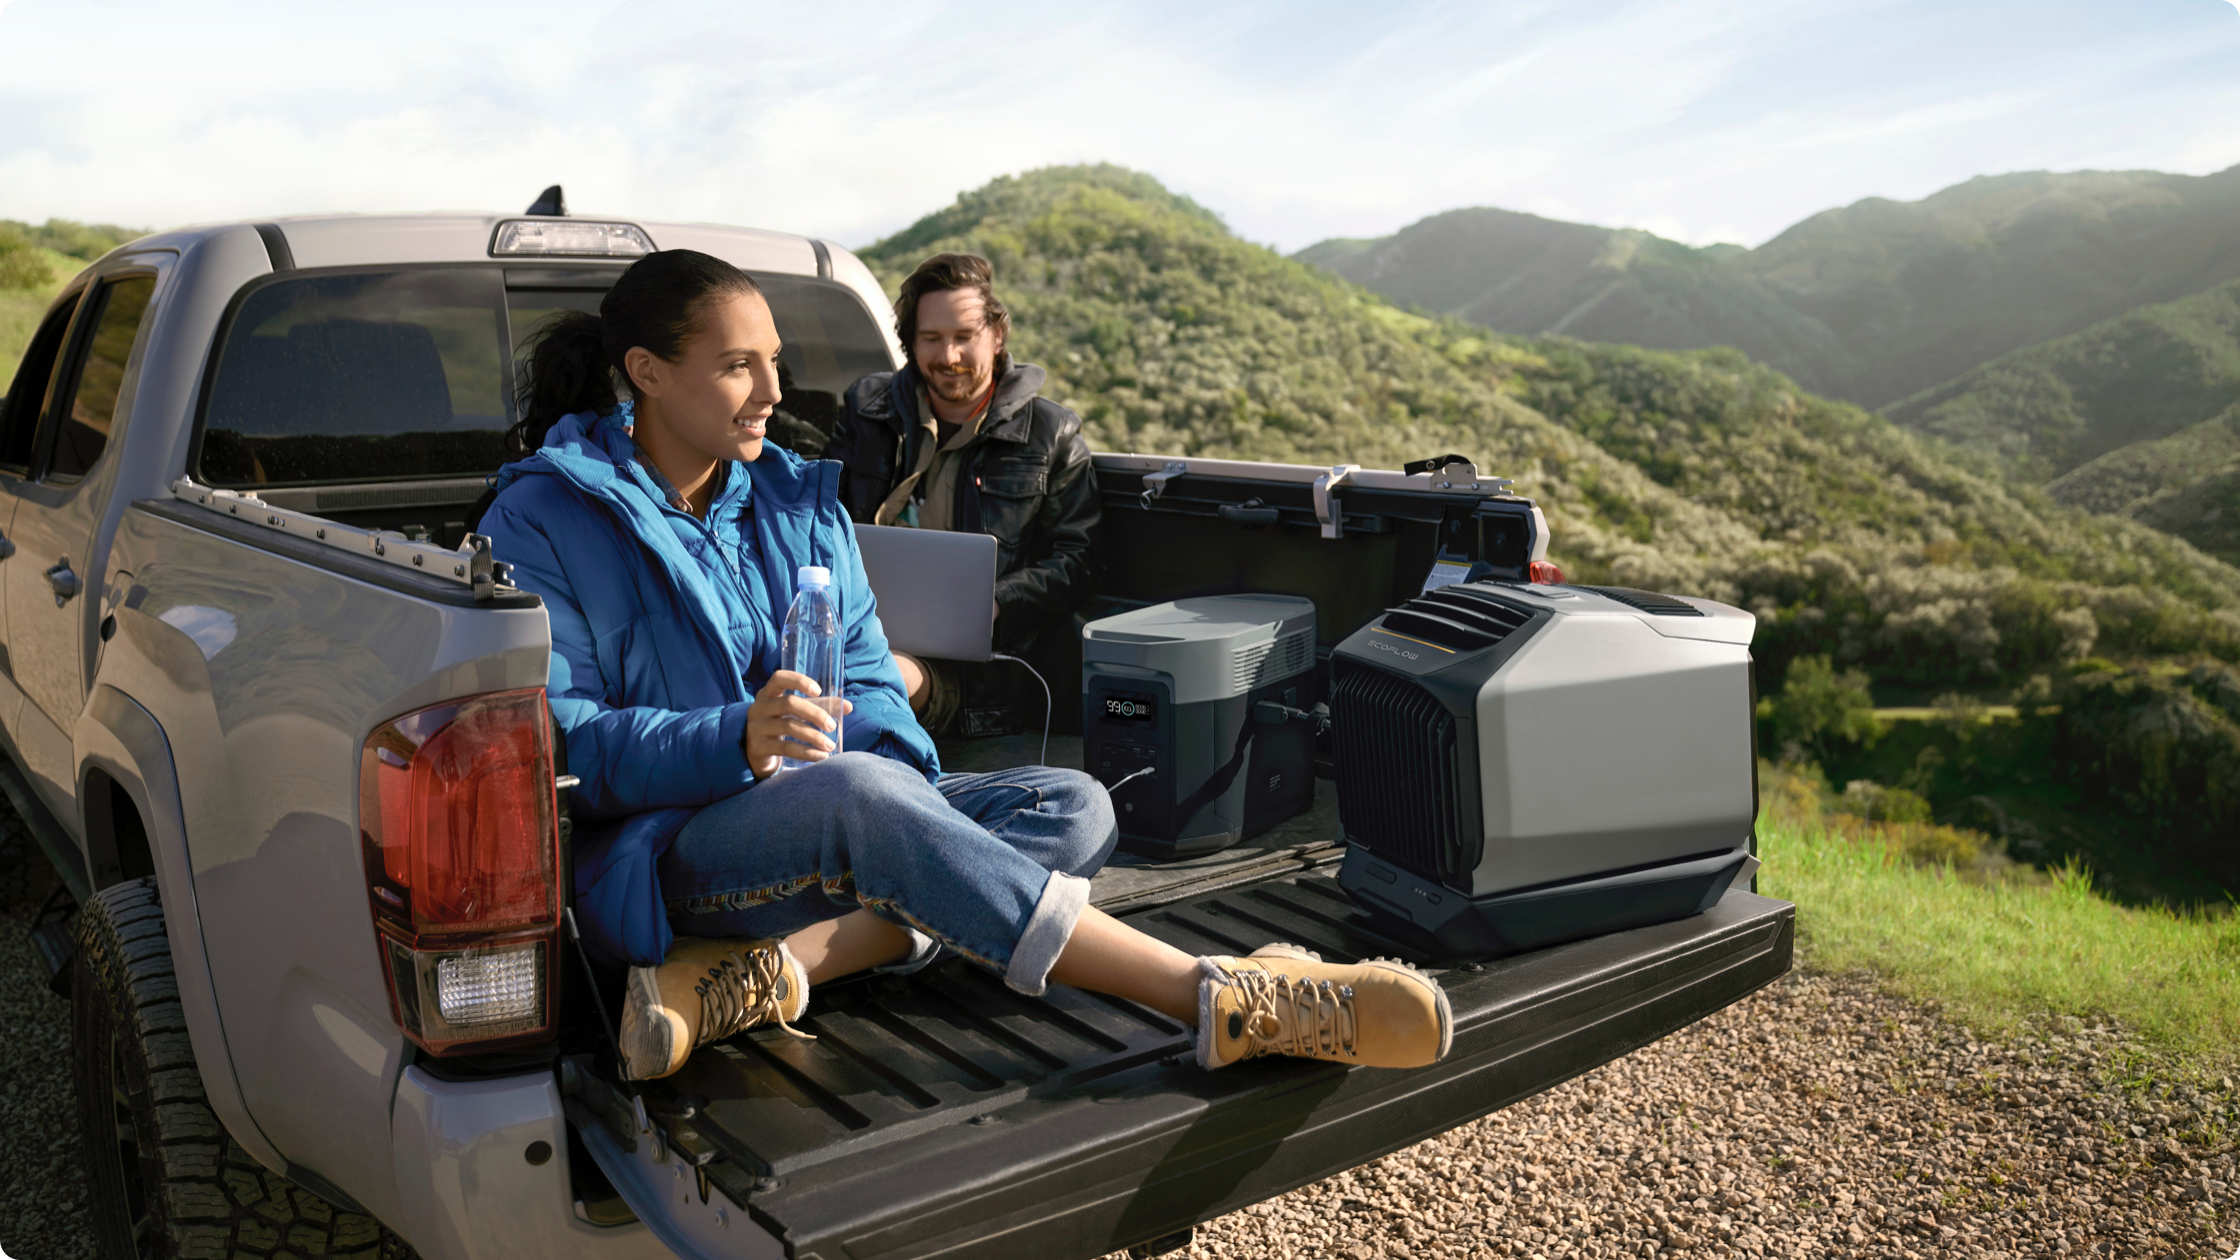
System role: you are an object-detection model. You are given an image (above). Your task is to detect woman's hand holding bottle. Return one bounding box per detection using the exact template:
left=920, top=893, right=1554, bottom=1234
left=745, top=671, right=852, bottom=779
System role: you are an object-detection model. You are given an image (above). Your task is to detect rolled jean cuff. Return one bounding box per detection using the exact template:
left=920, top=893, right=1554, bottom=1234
left=873, top=927, right=943, bottom=977
left=1005, top=871, right=1091, bottom=996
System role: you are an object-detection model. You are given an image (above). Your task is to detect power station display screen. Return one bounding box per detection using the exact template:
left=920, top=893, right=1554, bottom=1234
left=1102, top=694, right=1157, bottom=723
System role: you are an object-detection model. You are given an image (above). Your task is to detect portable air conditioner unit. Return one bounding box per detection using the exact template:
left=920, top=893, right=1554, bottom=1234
left=1082, top=595, right=1318, bottom=859
left=1332, top=581, right=1759, bottom=960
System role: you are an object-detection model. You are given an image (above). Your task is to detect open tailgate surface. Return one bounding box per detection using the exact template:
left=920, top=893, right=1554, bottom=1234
left=613, top=874, right=1793, bottom=1260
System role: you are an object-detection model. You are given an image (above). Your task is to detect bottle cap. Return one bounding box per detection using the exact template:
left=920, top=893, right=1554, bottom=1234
left=797, top=566, right=831, bottom=588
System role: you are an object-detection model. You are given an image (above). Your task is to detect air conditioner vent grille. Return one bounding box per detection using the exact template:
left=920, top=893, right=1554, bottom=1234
left=1374, top=585, right=1534, bottom=653
left=1331, top=658, right=1476, bottom=884
left=1572, top=584, right=1705, bottom=617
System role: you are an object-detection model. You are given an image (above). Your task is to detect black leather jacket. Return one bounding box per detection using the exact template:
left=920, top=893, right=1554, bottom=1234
left=829, top=361, right=1104, bottom=651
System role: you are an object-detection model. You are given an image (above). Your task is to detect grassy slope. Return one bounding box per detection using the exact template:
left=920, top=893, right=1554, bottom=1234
left=2, top=221, right=152, bottom=387
left=1883, top=279, right=2240, bottom=483
left=1761, top=804, right=2240, bottom=1073
left=858, top=167, right=2240, bottom=699
left=1299, top=164, right=2240, bottom=411
left=0, top=249, right=85, bottom=385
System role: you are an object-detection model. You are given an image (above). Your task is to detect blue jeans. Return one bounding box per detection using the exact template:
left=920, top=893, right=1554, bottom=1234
left=658, top=753, right=1118, bottom=995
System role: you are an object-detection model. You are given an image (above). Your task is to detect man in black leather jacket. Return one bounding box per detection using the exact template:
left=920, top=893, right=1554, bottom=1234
left=828, top=252, right=1104, bottom=736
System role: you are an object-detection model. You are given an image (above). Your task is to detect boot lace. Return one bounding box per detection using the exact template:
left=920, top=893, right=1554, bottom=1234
left=693, top=946, right=814, bottom=1049
left=1230, top=968, right=1356, bottom=1061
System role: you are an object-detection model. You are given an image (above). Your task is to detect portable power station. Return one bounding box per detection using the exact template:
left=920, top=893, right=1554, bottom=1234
left=1082, top=595, right=1318, bottom=859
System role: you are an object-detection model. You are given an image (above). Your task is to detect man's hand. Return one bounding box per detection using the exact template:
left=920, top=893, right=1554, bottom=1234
left=745, top=671, right=853, bottom=780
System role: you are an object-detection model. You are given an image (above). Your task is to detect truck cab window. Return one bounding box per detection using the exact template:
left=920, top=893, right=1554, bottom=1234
left=0, top=291, right=84, bottom=473
left=199, top=268, right=510, bottom=486
left=44, top=274, right=156, bottom=481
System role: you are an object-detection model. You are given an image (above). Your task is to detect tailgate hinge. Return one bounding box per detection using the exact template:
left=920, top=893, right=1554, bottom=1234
left=1313, top=464, right=1360, bottom=539
left=1138, top=461, right=1188, bottom=508
left=462, top=533, right=513, bottom=600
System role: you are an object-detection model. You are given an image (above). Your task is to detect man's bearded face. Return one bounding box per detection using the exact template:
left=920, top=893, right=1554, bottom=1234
left=913, top=289, right=1004, bottom=407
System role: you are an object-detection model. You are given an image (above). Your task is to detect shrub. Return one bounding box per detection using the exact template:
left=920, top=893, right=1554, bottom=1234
left=0, top=226, right=52, bottom=292
left=1837, top=780, right=1935, bottom=824
left=1760, top=655, right=1882, bottom=763
left=2039, top=660, right=2240, bottom=888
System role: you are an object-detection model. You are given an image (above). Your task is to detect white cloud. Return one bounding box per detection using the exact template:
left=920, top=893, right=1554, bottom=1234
left=0, top=0, right=2237, bottom=252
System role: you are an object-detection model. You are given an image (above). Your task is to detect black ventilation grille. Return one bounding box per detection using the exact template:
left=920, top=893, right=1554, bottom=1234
left=1572, top=584, right=1706, bottom=617
left=1331, top=658, right=1477, bottom=884
left=1375, top=584, right=1535, bottom=653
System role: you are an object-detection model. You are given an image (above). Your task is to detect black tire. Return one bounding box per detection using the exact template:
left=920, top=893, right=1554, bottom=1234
left=73, top=875, right=413, bottom=1259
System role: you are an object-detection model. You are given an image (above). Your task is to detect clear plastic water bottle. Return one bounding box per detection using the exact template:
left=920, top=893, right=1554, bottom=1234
left=778, top=565, right=842, bottom=771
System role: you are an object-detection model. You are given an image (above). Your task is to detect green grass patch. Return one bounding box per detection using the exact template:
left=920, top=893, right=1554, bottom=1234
left=1760, top=798, right=2240, bottom=1073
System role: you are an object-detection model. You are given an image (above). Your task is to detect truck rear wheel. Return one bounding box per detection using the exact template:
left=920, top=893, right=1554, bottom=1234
left=73, top=875, right=411, bottom=1259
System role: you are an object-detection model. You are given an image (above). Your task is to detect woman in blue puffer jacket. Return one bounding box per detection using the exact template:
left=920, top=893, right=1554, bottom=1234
left=480, top=249, right=1449, bottom=1082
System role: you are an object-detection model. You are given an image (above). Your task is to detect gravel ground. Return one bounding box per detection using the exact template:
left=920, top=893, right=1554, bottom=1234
left=0, top=825, right=95, bottom=1260
left=5, top=825, right=2233, bottom=1260
left=1110, top=973, right=2238, bottom=1260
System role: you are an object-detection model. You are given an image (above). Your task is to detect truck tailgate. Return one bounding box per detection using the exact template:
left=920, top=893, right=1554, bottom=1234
left=578, top=870, right=1793, bottom=1260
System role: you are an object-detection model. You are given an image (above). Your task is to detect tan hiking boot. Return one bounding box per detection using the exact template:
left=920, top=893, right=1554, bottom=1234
left=620, top=937, right=811, bottom=1080
left=1196, top=943, right=1451, bottom=1070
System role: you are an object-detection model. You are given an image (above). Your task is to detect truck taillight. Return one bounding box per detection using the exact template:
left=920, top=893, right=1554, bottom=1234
left=360, top=688, right=562, bottom=1056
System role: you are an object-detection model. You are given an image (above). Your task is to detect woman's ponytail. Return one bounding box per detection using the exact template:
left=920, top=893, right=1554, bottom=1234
left=510, top=309, right=617, bottom=454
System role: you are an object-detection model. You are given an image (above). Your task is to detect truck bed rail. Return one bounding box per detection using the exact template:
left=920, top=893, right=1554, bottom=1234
left=168, top=477, right=519, bottom=599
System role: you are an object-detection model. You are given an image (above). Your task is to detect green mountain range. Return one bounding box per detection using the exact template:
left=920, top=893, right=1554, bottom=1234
left=1882, top=279, right=2240, bottom=478
left=1874, top=280, right=2240, bottom=569
left=1297, top=166, right=2240, bottom=410
left=861, top=166, right=2240, bottom=700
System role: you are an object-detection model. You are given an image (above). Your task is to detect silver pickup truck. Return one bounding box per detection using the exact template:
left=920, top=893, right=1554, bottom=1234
left=1, top=206, right=1791, bottom=1260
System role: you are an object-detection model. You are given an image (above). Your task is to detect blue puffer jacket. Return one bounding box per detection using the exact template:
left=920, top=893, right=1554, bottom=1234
left=480, top=405, right=940, bottom=966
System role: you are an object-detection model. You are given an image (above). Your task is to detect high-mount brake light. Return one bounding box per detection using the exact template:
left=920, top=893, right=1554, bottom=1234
left=490, top=219, right=655, bottom=257
left=360, top=688, right=563, bottom=1055
left=1529, top=560, right=1566, bottom=585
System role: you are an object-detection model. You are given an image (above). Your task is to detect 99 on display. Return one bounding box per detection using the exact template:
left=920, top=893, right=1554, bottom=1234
left=1103, top=696, right=1156, bottom=722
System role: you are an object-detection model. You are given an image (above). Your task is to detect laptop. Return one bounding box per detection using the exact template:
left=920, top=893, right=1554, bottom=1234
left=854, top=524, right=999, bottom=663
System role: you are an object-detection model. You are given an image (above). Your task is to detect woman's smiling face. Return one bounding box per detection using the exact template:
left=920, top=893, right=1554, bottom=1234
left=627, top=289, right=783, bottom=465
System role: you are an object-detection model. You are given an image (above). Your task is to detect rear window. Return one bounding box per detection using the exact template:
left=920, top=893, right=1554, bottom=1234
left=754, top=274, right=898, bottom=457
left=199, top=265, right=896, bottom=487
left=199, top=268, right=511, bottom=487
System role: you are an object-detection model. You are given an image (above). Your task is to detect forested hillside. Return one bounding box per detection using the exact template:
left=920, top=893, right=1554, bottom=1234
left=1883, top=279, right=2240, bottom=476
left=1301, top=165, right=2240, bottom=410
left=863, top=166, right=2240, bottom=692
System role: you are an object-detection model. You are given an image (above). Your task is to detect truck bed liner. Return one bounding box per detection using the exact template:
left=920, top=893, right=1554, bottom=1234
left=602, top=870, right=1793, bottom=1260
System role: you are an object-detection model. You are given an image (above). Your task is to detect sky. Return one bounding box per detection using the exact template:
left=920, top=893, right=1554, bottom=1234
left=1, top=0, right=2237, bottom=253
